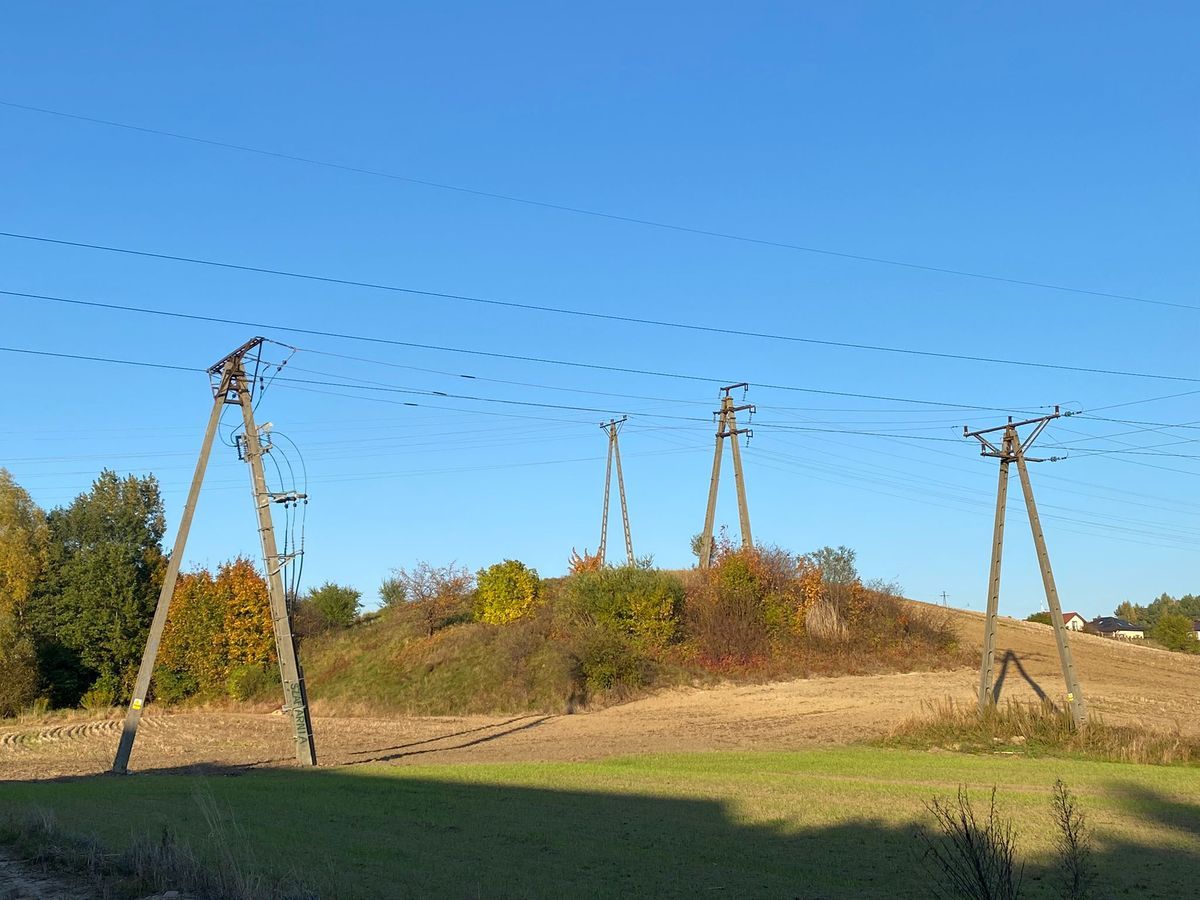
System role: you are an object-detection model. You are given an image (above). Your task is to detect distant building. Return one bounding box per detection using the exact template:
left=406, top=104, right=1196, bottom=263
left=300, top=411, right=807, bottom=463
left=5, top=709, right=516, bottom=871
left=1062, top=612, right=1085, bottom=631
left=1089, top=616, right=1145, bottom=640
left=1193, top=620, right=1200, bottom=641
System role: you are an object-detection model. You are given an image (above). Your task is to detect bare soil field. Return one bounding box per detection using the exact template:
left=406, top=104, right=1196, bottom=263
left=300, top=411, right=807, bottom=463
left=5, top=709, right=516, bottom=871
left=3, top=605, right=1198, bottom=781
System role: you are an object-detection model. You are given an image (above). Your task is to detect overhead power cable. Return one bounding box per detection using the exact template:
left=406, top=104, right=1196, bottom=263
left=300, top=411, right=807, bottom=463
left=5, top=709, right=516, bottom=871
left=0, top=288, right=1053, bottom=411
left=0, top=235, right=1195, bottom=384
left=2, top=98, right=1193, bottom=314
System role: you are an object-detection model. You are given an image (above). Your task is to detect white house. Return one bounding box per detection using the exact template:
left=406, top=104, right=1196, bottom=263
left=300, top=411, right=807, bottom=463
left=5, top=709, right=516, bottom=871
left=1090, top=616, right=1145, bottom=640
left=1062, top=612, right=1085, bottom=631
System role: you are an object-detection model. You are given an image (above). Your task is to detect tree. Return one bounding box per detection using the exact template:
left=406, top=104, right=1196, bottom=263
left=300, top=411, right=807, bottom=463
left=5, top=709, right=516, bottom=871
left=29, top=471, right=166, bottom=706
left=294, top=582, right=361, bottom=636
left=809, top=546, right=859, bottom=586
left=157, top=558, right=276, bottom=700
left=474, top=560, right=540, bottom=625
left=381, top=562, right=473, bottom=636
left=1151, top=612, right=1199, bottom=653
left=1113, top=600, right=1143, bottom=624
left=0, top=470, right=48, bottom=715
left=1025, top=611, right=1052, bottom=625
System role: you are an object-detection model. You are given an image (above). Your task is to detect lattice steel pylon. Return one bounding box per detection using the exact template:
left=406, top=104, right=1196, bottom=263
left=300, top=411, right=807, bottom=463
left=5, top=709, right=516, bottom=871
left=965, top=406, right=1086, bottom=727
left=598, top=417, right=634, bottom=566
left=112, top=337, right=317, bottom=773
left=698, top=383, right=755, bottom=569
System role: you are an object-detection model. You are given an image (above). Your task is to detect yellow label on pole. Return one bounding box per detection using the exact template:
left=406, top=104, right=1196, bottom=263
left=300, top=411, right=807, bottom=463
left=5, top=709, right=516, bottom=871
left=132, top=698, right=143, bottom=710
left=1066, top=693, right=1073, bottom=702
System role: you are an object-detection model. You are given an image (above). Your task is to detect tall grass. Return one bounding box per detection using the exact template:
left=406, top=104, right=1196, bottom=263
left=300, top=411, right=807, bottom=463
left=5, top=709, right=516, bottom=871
left=0, top=790, right=315, bottom=899
left=885, top=698, right=1200, bottom=766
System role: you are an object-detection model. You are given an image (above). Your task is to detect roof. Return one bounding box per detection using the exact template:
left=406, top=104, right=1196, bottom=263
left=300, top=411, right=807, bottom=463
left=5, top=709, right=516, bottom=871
left=1063, top=611, right=1084, bottom=622
left=1091, top=616, right=1144, bottom=633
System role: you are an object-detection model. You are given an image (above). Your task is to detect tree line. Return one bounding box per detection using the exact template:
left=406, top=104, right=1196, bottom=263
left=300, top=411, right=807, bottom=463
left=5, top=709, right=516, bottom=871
left=0, top=468, right=361, bottom=717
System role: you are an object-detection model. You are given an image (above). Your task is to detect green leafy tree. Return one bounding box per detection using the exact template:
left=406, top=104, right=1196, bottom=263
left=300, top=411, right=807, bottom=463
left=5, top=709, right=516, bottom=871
left=295, top=582, right=361, bottom=636
left=1113, top=600, right=1144, bottom=624
left=809, top=545, right=859, bottom=586
left=29, top=470, right=166, bottom=706
left=474, top=560, right=540, bottom=625
left=1151, top=612, right=1199, bottom=653
left=1025, top=612, right=1052, bottom=625
left=564, top=564, right=685, bottom=647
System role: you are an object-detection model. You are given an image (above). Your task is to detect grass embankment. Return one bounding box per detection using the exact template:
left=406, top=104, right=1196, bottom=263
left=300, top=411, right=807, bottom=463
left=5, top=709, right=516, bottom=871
left=297, top=555, right=969, bottom=717
left=2, top=749, right=1198, bottom=898
left=883, top=699, right=1200, bottom=767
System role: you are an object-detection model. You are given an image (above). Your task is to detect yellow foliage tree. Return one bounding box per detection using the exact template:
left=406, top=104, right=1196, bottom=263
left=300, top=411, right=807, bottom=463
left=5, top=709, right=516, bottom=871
left=0, top=469, right=49, bottom=620
left=157, top=557, right=275, bottom=700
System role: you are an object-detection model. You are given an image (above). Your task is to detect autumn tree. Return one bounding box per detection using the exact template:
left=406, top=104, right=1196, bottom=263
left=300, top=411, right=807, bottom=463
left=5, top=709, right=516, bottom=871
left=27, top=471, right=166, bottom=707
left=0, top=470, right=48, bottom=715
left=156, top=557, right=276, bottom=700
left=474, top=560, right=540, bottom=625
left=381, top=562, right=474, bottom=636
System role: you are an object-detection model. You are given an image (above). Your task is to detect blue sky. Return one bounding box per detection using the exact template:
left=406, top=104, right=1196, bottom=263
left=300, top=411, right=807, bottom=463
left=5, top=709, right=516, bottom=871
left=1, top=3, right=1197, bottom=616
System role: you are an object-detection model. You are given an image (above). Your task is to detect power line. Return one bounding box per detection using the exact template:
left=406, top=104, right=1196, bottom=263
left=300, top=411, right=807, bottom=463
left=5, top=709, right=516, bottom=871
left=0, top=288, right=1057, bottom=411
left=3, top=98, right=1194, bottom=314
left=0, top=234, right=1196, bottom=384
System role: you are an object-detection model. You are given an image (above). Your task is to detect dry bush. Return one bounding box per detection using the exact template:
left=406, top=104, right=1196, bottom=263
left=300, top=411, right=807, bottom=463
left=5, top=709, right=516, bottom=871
left=380, top=561, right=475, bottom=637
left=568, top=547, right=603, bottom=574
left=918, top=786, right=1022, bottom=900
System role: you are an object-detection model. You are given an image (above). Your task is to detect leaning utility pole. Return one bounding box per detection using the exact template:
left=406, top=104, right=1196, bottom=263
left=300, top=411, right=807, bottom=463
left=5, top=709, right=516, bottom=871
left=113, top=337, right=316, bottom=773
left=965, top=406, right=1086, bottom=726
left=598, top=417, right=635, bottom=566
left=699, top=384, right=755, bottom=569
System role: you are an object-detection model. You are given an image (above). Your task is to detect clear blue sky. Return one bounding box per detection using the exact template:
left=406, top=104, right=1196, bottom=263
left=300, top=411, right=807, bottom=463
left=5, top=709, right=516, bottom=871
left=1, top=3, right=1196, bottom=617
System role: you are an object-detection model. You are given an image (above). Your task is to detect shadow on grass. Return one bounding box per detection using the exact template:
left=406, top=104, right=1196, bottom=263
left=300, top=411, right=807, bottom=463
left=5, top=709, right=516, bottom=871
left=2, top=766, right=1198, bottom=899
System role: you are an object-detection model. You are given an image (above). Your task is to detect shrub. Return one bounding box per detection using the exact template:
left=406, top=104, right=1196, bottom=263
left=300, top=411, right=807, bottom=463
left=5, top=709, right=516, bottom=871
left=80, top=674, right=119, bottom=711
left=918, top=786, right=1022, bottom=900
left=1025, top=611, right=1052, bottom=625
left=153, top=668, right=199, bottom=705
left=685, top=546, right=821, bottom=662
left=294, top=582, right=360, bottom=636
left=474, top=560, right=540, bottom=625
left=564, top=565, right=684, bottom=647
left=576, top=626, right=649, bottom=695
left=226, top=664, right=280, bottom=701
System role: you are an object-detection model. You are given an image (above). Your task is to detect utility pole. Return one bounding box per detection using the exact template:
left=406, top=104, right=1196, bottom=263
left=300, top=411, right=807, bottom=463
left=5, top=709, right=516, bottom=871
left=113, top=337, right=317, bottom=773
left=965, top=406, right=1085, bottom=727
left=699, top=384, right=755, bottom=569
left=940, top=591, right=949, bottom=607
left=598, top=417, right=634, bottom=566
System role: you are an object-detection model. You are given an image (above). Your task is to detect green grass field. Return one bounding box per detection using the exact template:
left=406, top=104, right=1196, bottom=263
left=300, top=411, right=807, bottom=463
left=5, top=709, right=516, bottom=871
left=3, top=748, right=1198, bottom=898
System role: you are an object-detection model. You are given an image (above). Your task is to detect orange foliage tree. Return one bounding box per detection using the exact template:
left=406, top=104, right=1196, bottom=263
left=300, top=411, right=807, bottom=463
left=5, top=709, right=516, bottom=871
left=156, top=557, right=276, bottom=701
left=568, top=547, right=603, bottom=574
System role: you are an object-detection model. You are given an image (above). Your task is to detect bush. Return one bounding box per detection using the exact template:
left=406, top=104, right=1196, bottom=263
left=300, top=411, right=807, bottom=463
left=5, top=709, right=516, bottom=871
left=1026, top=611, right=1052, bottom=625
left=576, top=626, right=650, bottom=695
left=685, top=546, right=821, bottom=662
left=563, top=565, right=684, bottom=647
left=474, top=560, right=540, bottom=625
left=80, top=674, right=119, bottom=711
left=226, top=664, right=280, bottom=701
left=153, top=668, right=199, bottom=705
left=294, top=582, right=361, bottom=638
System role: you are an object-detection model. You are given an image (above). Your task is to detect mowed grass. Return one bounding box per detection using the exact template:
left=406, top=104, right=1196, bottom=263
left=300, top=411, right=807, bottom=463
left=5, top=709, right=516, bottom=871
left=2, top=748, right=1198, bottom=899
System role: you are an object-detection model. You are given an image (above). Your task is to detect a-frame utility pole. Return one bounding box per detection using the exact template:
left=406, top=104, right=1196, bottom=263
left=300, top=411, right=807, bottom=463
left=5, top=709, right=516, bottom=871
left=113, top=337, right=317, bottom=773
left=965, top=406, right=1086, bottom=727
left=699, top=384, right=755, bottom=569
left=598, top=417, right=635, bottom=566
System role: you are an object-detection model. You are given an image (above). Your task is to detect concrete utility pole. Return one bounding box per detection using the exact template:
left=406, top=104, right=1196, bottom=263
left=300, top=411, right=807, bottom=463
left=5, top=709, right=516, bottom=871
left=113, top=337, right=316, bottom=773
left=598, top=417, right=635, bottom=566
left=699, top=384, right=755, bottom=569
left=965, top=407, right=1086, bottom=727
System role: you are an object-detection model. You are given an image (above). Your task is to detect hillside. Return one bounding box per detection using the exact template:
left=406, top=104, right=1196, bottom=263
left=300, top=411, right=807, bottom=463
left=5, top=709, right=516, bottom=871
left=3, top=599, right=1197, bottom=779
